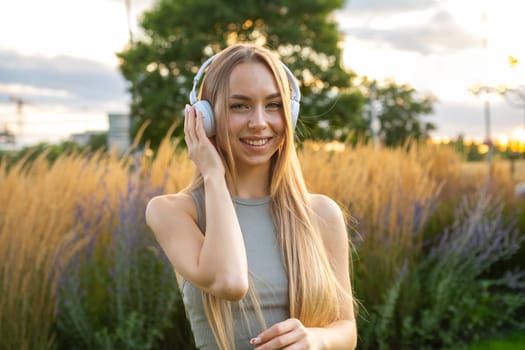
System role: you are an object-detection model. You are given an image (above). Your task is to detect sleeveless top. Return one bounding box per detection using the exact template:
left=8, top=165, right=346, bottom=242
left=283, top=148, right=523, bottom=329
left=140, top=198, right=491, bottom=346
left=180, top=188, right=290, bottom=349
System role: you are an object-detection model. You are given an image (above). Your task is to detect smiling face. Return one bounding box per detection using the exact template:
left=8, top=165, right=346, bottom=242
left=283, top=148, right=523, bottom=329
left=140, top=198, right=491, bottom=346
left=225, top=61, right=285, bottom=171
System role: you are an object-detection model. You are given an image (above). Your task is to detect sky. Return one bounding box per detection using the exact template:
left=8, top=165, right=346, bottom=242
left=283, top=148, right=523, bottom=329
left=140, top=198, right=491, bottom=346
left=0, top=0, right=524, bottom=148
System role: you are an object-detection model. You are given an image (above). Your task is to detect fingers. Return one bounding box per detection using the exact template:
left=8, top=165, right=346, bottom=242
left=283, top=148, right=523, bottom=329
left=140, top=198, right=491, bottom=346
left=185, top=104, right=223, bottom=176
left=185, top=105, right=207, bottom=143
left=251, top=319, right=307, bottom=350
left=184, top=105, right=196, bottom=144
left=194, top=107, right=208, bottom=140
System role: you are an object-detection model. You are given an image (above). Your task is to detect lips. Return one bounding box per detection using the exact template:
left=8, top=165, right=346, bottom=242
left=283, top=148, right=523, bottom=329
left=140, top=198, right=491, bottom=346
left=241, top=138, right=271, bottom=146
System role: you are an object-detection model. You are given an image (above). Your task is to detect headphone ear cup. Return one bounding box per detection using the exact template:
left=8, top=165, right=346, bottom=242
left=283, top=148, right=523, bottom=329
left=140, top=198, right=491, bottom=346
left=192, top=100, right=216, bottom=137
left=290, top=100, right=300, bottom=129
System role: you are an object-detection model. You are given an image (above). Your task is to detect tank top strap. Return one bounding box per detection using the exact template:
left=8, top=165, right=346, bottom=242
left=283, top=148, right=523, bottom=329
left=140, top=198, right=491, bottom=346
left=191, top=187, right=206, bottom=233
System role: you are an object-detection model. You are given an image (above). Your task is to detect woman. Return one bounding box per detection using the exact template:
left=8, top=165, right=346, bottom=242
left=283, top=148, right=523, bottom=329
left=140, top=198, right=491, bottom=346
left=146, top=43, right=357, bottom=349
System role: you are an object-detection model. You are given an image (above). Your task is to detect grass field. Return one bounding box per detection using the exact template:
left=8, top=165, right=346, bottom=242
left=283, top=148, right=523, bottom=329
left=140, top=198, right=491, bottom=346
left=456, top=159, right=525, bottom=350
left=461, top=158, right=525, bottom=183
left=456, top=332, right=525, bottom=350
left=1, top=142, right=523, bottom=349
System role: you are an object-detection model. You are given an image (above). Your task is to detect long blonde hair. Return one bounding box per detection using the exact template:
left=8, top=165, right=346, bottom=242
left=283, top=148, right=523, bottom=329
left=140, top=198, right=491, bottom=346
left=185, top=43, right=352, bottom=350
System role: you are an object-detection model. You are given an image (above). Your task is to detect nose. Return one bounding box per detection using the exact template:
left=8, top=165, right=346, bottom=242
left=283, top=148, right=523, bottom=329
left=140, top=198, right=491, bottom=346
left=248, top=105, right=268, bottom=130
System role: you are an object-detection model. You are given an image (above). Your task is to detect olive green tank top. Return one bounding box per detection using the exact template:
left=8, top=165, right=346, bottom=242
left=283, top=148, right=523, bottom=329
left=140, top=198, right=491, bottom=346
left=180, top=188, right=289, bottom=349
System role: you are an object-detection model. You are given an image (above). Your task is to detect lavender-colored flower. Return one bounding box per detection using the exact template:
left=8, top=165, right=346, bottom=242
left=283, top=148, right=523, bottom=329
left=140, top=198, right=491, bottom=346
left=55, top=151, right=179, bottom=349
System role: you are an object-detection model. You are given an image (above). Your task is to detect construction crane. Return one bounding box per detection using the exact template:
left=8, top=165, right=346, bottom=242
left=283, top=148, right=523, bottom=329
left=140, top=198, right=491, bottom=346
left=0, top=125, right=15, bottom=144
left=8, top=95, right=28, bottom=135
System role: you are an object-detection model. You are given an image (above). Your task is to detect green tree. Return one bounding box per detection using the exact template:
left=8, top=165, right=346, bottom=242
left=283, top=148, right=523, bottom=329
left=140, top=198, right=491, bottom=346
left=305, top=90, right=367, bottom=143
left=117, top=0, right=364, bottom=148
left=454, top=133, right=466, bottom=157
left=362, top=78, right=436, bottom=147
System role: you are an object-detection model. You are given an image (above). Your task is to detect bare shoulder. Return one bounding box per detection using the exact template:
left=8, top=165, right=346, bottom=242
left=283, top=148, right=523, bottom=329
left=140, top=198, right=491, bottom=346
left=146, top=192, right=194, bottom=212
left=309, top=193, right=348, bottom=249
left=145, top=192, right=197, bottom=232
left=309, top=193, right=345, bottom=223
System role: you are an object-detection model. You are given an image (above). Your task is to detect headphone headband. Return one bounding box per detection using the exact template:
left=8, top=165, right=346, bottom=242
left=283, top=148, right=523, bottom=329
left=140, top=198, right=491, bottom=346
left=189, top=52, right=301, bottom=137
left=189, top=55, right=216, bottom=105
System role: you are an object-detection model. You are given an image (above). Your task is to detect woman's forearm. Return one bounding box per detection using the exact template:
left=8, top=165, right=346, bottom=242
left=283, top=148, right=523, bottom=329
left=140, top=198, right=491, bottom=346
left=197, top=173, right=249, bottom=300
left=314, top=319, right=357, bottom=350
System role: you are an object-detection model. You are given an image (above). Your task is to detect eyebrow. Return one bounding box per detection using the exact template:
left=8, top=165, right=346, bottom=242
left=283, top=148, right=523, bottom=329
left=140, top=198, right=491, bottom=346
left=229, top=92, right=282, bottom=100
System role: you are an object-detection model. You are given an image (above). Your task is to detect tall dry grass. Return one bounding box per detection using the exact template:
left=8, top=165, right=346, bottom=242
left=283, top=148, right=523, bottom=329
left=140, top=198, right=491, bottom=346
left=0, top=134, right=193, bottom=349
left=299, top=142, right=457, bottom=305
left=459, top=158, right=523, bottom=195
left=301, top=142, right=448, bottom=237
left=1, top=134, right=521, bottom=348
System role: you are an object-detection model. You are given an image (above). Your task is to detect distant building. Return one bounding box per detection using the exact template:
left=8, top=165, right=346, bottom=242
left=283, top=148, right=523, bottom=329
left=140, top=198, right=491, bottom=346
left=69, top=113, right=130, bottom=153
left=69, top=130, right=105, bottom=147
left=107, top=113, right=130, bottom=153
left=0, top=127, right=17, bottom=151
left=0, top=128, right=15, bottom=145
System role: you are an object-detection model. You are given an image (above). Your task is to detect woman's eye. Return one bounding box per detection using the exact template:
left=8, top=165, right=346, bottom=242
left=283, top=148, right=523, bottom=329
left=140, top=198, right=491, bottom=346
left=230, top=103, right=249, bottom=111
left=267, top=102, right=283, bottom=110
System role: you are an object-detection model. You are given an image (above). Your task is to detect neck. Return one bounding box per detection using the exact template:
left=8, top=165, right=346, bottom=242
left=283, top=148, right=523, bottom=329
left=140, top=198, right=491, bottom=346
left=234, top=163, right=271, bottom=199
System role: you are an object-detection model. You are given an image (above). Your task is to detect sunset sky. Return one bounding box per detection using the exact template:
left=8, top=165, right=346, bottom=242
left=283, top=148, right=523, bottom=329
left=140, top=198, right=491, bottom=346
left=1, top=0, right=524, bottom=147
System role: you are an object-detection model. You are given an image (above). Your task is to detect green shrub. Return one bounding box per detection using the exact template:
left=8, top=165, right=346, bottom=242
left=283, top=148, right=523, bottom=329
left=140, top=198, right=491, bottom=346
left=55, top=157, right=193, bottom=349
left=358, top=192, right=525, bottom=349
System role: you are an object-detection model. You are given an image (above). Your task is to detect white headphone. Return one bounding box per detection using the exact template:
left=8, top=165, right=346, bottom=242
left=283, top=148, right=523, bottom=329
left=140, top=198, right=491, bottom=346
left=189, top=54, right=301, bottom=137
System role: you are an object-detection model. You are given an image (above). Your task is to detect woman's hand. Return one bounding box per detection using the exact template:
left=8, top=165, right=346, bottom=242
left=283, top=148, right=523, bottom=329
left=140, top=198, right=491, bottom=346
left=250, top=318, right=324, bottom=350
left=184, top=105, right=224, bottom=178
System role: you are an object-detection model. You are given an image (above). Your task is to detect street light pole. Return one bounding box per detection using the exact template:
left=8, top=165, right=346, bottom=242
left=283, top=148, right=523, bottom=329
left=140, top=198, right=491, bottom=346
left=124, top=0, right=133, bottom=44
left=470, top=84, right=496, bottom=185
left=369, top=82, right=380, bottom=149
left=483, top=96, right=493, bottom=184
left=474, top=9, right=494, bottom=186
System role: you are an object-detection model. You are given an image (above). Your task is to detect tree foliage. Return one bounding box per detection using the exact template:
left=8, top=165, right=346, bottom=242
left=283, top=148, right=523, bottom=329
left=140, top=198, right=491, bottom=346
left=117, top=0, right=365, bottom=148
left=362, top=78, right=437, bottom=147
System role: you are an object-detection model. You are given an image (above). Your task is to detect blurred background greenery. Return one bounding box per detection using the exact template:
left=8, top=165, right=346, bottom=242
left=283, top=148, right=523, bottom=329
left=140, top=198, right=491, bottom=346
left=1, top=0, right=524, bottom=349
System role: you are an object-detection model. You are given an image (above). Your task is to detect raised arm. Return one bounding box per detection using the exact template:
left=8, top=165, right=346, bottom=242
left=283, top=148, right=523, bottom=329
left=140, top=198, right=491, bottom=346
left=145, top=106, right=248, bottom=301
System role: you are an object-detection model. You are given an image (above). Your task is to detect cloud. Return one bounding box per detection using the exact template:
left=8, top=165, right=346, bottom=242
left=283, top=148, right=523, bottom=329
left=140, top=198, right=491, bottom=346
left=110, top=0, right=154, bottom=8
left=0, top=50, right=129, bottom=111
left=431, top=100, right=524, bottom=139
left=0, top=83, right=72, bottom=99
left=109, top=0, right=155, bottom=28
left=342, top=10, right=480, bottom=55
left=340, top=0, right=440, bottom=16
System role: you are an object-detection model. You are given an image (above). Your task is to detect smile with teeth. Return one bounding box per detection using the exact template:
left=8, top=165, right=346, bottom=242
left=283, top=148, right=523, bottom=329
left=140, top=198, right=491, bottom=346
left=241, top=138, right=270, bottom=146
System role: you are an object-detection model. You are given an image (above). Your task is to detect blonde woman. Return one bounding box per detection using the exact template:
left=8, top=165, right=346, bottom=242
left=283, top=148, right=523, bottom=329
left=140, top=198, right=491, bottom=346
left=146, top=43, right=357, bottom=350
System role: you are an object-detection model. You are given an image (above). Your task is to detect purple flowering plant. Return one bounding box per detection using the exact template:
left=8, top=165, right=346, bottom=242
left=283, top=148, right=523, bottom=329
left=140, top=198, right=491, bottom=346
left=54, top=153, right=191, bottom=349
